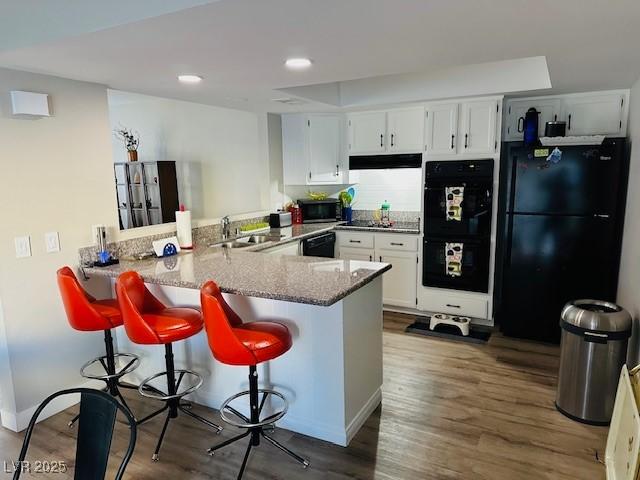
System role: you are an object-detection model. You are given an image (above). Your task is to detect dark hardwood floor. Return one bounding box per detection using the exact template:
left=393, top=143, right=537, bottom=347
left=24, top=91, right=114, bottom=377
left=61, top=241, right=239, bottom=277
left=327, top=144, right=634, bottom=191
left=0, top=312, right=608, bottom=479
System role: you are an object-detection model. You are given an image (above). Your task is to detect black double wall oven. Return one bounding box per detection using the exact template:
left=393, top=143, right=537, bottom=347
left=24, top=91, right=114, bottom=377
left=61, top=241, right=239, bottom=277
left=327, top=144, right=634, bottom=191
left=423, top=159, right=494, bottom=293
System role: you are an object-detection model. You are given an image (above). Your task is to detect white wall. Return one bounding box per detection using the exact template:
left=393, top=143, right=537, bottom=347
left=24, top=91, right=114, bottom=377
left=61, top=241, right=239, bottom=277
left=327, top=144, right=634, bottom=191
left=108, top=90, right=270, bottom=221
left=0, top=68, right=118, bottom=429
left=618, top=76, right=640, bottom=367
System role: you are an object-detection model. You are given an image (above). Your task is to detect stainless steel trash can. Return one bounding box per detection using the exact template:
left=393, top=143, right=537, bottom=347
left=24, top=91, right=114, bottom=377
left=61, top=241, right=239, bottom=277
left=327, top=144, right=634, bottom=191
left=555, top=299, right=632, bottom=425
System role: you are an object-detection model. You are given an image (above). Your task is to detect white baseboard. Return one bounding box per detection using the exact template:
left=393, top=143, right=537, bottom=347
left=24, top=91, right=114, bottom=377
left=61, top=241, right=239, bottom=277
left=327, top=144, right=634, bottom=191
left=1, top=379, right=102, bottom=433
left=345, top=387, right=382, bottom=445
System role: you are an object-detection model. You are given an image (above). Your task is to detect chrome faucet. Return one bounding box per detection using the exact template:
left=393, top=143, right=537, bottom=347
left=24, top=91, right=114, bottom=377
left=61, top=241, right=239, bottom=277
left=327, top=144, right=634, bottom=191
left=221, top=215, right=231, bottom=240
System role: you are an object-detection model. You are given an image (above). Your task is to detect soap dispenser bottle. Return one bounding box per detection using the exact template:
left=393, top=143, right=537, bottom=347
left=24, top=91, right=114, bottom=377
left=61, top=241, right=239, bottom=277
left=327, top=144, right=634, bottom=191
left=381, top=200, right=390, bottom=225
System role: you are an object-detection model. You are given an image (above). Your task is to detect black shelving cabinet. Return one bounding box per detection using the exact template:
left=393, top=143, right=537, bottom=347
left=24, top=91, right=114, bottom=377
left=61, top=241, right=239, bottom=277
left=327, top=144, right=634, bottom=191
left=114, top=161, right=178, bottom=229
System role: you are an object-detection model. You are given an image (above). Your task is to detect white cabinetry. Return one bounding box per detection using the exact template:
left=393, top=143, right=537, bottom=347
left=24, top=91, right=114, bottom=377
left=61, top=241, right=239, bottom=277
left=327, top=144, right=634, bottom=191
left=563, top=92, right=626, bottom=136
left=387, top=107, right=425, bottom=153
left=504, top=98, right=561, bottom=141
left=348, top=107, right=424, bottom=155
left=336, top=231, right=418, bottom=308
left=339, top=246, right=374, bottom=262
left=282, top=113, right=345, bottom=185
left=425, top=103, right=458, bottom=155
left=503, top=90, right=629, bottom=140
left=460, top=99, right=498, bottom=154
left=347, top=111, right=387, bottom=154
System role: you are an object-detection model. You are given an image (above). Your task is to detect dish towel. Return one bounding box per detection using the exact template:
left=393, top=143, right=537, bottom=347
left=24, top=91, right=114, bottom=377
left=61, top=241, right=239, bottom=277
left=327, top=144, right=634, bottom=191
left=446, top=186, right=464, bottom=221
left=445, top=243, right=463, bottom=277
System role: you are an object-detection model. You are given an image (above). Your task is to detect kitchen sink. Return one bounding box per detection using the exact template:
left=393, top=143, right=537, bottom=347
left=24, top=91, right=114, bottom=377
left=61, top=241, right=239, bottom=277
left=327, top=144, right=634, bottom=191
left=211, top=234, right=272, bottom=249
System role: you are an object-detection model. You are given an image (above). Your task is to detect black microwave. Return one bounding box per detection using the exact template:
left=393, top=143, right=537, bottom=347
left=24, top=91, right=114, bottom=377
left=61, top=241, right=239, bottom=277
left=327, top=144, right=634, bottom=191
left=297, top=199, right=342, bottom=223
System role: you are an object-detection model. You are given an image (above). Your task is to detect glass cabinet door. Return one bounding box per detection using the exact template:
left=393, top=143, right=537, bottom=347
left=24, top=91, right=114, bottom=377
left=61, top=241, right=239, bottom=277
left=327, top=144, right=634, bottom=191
left=143, top=163, right=159, bottom=185
left=128, top=163, right=144, bottom=186
left=114, top=164, right=128, bottom=185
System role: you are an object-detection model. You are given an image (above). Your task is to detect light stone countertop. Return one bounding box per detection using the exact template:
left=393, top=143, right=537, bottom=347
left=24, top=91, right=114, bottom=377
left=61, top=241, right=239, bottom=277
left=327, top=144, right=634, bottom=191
left=83, top=222, right=391, bottom=306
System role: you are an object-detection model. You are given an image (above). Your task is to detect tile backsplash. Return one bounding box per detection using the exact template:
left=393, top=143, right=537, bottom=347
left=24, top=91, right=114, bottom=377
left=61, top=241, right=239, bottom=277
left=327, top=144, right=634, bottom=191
left=349, top=168, right=421, bottom=212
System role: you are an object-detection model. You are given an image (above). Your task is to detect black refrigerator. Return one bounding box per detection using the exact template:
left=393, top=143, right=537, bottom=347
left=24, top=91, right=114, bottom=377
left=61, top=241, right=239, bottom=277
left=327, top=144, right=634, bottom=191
left=494, top=138, right=628, bottom=343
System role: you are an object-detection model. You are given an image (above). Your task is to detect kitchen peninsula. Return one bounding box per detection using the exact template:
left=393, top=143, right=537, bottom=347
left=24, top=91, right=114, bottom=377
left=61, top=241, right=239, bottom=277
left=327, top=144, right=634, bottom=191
left=82, top=229, right=391, bottom=447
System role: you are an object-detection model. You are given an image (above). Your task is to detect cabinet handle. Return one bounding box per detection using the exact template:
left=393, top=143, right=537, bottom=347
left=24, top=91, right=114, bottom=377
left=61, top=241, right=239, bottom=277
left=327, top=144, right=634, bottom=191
left=335, top=164, right=340, bottom=177
left=390, top=242, right=404, bottom=246
left=391, top=133, right=395, bottom=147
left=554, top=114, right=558, bottom=121
left=349, top=240, right=361, bottom=243
left=380, top=134, right=384, bottom=147
left=594, top=214, right=610, bottom=219
left=517, top=117, right=524, bottom=133
left=446, top=304, right=461, bottom=308
left=369, top=255, right=373, bottom=261
left=464, top=133, right=468, bottom=149
left=568, top=114, right=572, bottom=131
left=451, top=134, right=455, bottom=149
left=308, top=171, right=312, bottom=180
left=379, top=256, right=382, bottom=262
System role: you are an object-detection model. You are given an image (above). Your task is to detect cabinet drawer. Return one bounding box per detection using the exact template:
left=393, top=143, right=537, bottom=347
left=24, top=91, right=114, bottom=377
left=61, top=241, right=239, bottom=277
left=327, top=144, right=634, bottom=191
left=422, top=293, right=488, bottom=319
left=337, top=231, right=375, bottom=249
left=375, top=234, right=418, bottom=252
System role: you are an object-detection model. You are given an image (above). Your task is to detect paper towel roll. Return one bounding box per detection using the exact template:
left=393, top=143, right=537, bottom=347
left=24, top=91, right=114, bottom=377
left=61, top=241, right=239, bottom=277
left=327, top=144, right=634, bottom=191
left=175, top=210, right=193, bottom=249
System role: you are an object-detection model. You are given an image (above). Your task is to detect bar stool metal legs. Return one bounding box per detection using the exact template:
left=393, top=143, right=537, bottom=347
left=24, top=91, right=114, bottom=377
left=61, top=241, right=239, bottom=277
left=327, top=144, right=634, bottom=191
left=207, top=366, right=309, bottom=479
left=69, top=329, right=140, bottom=428
left=136, top=343, right=223, bottom=461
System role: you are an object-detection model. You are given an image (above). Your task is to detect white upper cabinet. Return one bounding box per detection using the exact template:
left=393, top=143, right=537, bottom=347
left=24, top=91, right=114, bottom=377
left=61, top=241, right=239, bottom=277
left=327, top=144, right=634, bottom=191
left=348, top=108, right=424, bottom=155
left=425, top=102, right=458, bottom=155
left=282, top=113, right=344, bottom=185
left=460, top=99, right=498, bottom=155
left=504, top=98, right=561, bottom=141
left=308, top=115, right=342, bottom=184
left=503, top=90, right=629, bottom=140
left=348, top=111, right=387, bottom=154
left=563, top=92, right=626, bottom=136
left=387, top=107, right=425, bottom=153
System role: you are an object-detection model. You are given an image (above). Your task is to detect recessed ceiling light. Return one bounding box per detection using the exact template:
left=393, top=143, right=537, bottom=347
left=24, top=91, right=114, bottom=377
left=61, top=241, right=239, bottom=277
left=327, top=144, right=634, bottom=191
left=285, top=58, right=312, bottom=70
left=178, top=74, right=203, bottom=84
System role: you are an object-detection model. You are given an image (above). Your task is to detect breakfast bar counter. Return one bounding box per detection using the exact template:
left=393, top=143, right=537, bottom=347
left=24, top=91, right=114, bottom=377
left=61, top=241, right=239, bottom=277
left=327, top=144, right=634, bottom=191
left=83, top=242, right=390, bottom=447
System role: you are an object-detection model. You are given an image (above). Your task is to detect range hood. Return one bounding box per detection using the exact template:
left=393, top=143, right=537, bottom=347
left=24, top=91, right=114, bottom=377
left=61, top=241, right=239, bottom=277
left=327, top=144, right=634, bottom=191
left=349, top=153, right=422, bottom=170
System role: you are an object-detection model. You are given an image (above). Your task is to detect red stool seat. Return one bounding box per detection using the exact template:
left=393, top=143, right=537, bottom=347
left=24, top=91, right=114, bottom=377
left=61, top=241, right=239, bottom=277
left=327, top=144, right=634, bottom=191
left=142, top=308, right=203, bottom=344
left=233, top=322, right=292, bottom=364
left=92, top=299, right=124, bottom=328
left=57, top=267, right=123, bottom=331
left=200, top=281, right=292, bottom=366
left=115, top=271, right=203, bottom=345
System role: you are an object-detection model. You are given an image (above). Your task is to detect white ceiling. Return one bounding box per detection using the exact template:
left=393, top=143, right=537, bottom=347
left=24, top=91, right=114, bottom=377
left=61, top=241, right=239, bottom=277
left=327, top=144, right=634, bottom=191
left=1, top=0, right=639, bottom=112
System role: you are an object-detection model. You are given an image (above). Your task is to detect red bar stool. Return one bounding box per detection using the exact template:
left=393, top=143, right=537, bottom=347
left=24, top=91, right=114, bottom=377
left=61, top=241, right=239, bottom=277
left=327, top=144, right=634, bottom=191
left=200, top=281, right=309, bottom=479
left=57, top=266, right=140, bottom=426
left=115, top=271, right=222, bottom=461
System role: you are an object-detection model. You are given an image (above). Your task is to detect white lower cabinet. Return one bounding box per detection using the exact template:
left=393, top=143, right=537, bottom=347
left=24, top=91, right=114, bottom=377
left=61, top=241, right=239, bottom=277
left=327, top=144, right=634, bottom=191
left=377, top=249, right=418, bottom=308
left=418, top=290, right=489, bottom=319
left=339, top=246, right=374, bottom=262
left=336, top=231, right=418, bottom=308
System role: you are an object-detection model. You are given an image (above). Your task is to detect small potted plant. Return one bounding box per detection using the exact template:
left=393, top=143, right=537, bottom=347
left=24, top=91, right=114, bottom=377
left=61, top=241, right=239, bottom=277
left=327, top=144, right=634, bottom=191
left=339, top=190, right=353, bottom=223
left=114, top=126, right=140, bottom=162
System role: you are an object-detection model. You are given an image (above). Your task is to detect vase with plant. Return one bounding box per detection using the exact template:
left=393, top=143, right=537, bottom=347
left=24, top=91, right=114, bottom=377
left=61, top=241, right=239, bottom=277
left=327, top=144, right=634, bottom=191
left=114, top=126, right=140, bottom=162
left=339, top=190, right=353, bottom=223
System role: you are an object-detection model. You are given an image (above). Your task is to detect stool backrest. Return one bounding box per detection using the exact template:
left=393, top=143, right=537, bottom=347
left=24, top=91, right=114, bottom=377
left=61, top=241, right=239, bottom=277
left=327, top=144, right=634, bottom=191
left=200, top=281, right=257, bottom=365
left=57, top=266, right=112, bottom=331
left=14, top=388, right=136, bottom=480
left=116, top=271, right=167, bottom=344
